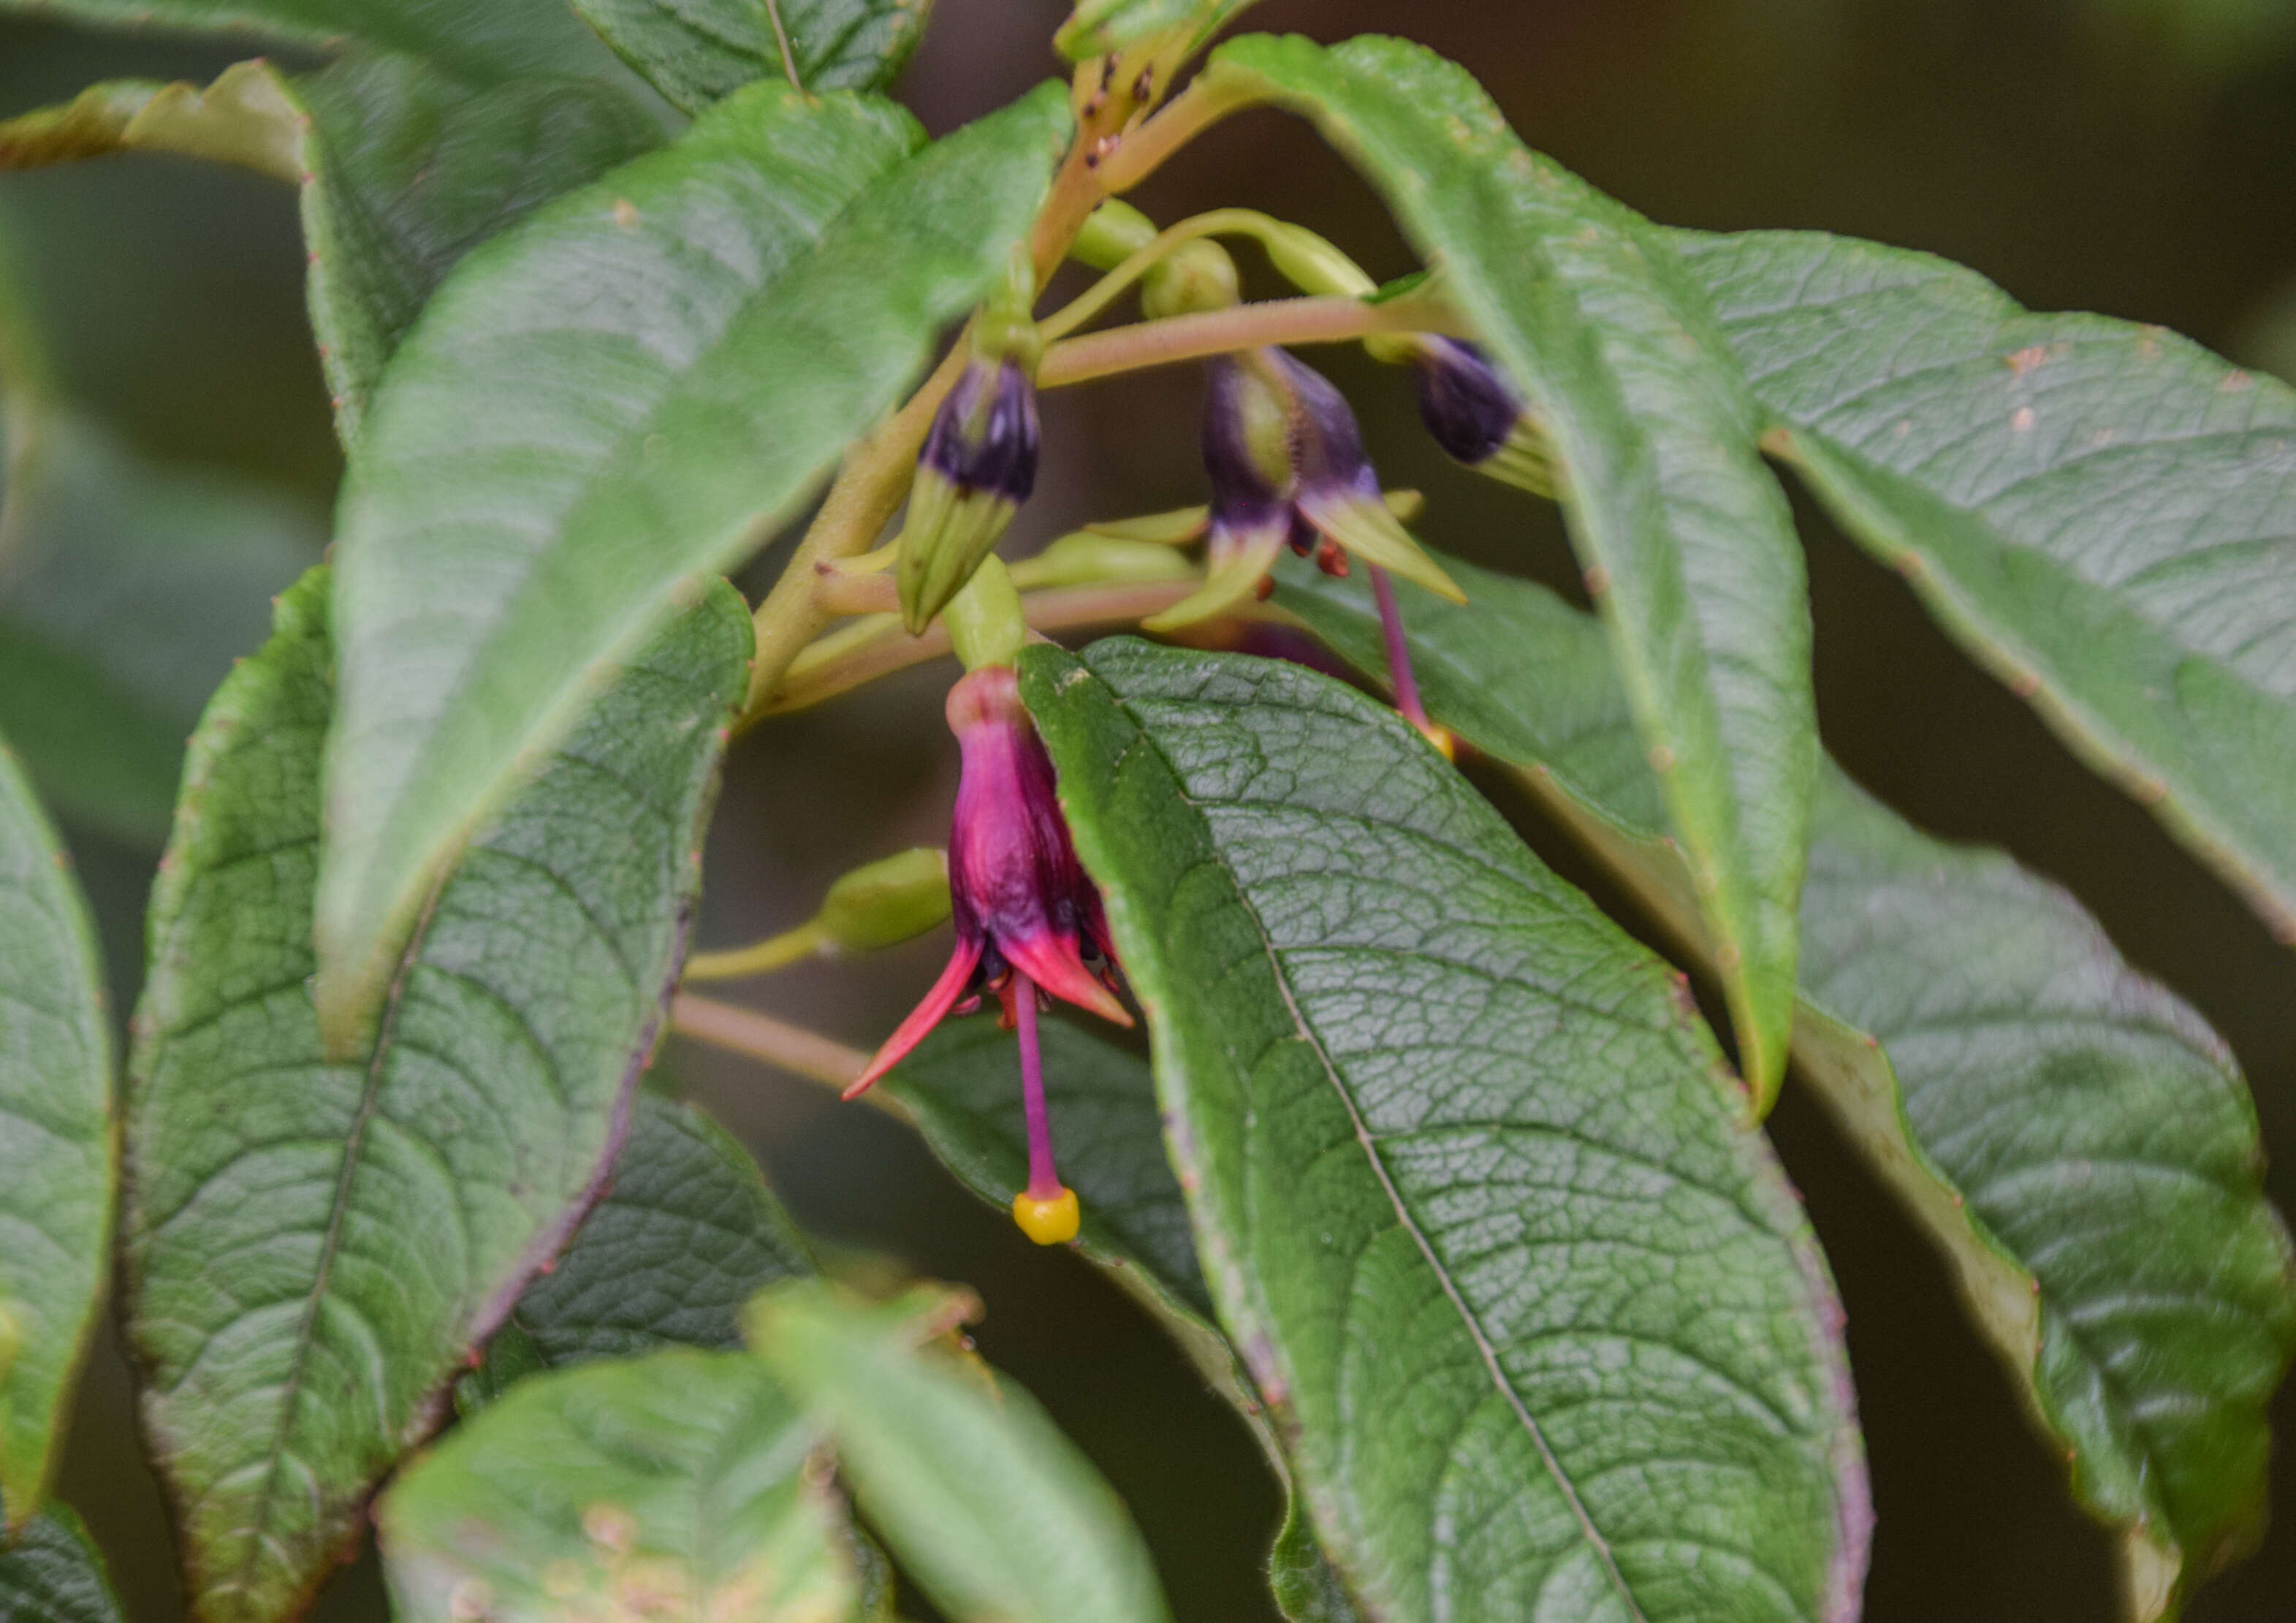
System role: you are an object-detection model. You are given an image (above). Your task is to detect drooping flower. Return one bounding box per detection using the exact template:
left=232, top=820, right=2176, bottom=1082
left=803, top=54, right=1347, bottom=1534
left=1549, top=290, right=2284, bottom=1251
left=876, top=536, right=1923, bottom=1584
left=1144, top=349, right=1463, bottom=753
left=1409, top=337, right=1557, bottom=497
left=845, top=665, right=1128, bottom=1245
left=1144, top=348, right=1465, bottom=633
left=895, top=357, right=1043, bottom=634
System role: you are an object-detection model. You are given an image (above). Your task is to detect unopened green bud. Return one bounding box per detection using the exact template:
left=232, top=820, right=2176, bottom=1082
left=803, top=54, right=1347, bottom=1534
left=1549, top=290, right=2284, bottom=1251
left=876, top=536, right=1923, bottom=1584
left=946, top=554, right=1028, bottom=671
left=818, top=848, right=953, bottom=953
left=1142, top=238, right=1240, bottom=319
left=1013, top=532, right=1198, bottom=592
left=1263, top=223, right=1376, bottom=299
left=1073, top=198, right=1159, bottom=271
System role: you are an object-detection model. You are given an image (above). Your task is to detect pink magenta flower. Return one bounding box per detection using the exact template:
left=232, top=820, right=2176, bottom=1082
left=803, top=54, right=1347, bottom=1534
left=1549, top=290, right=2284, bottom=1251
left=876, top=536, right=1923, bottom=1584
left=845, top=665, right=1128, bottom=1244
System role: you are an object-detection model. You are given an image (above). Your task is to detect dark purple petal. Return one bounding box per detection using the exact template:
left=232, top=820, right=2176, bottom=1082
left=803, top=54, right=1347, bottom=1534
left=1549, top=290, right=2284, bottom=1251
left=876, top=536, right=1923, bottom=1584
left=923, top=359, right=1040, bottom=504
left=1275, top=349, right=1383, bottom=506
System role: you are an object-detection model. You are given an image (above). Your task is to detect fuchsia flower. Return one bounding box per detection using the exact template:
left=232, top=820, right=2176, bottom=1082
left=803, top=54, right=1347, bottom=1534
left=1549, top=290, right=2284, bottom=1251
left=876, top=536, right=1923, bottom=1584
left=845, top=665, right=1128, bottom=1244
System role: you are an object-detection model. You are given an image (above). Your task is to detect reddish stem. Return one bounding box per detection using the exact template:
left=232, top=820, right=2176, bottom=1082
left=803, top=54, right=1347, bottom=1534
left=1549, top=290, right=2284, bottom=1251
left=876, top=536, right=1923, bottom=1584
left=1011, top=969, right=1061, bottom=1201
left=1371, top=566, right=1432, bottom=734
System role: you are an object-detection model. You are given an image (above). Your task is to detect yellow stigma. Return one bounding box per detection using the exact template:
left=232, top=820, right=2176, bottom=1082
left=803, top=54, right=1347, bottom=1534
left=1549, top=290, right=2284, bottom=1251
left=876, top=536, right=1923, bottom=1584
left=1012, top=1187, right=1081, bottom=1246
left=1415, top=719, right=1459, bottom=762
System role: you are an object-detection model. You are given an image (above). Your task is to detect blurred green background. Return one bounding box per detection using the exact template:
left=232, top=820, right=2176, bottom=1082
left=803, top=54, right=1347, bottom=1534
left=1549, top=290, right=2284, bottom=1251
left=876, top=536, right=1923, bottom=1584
left=5, top=1, right=2296, bottom=1618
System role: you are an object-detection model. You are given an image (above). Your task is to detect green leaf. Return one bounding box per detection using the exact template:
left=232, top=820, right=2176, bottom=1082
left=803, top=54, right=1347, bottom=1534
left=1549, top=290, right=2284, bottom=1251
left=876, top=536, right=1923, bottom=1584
left=572, top=0, right=935, bottom=113
left=1670, top=227, right=2296, bottom=954
left=294, top=56, right=666, bottom=441
left=1276, top=547, right=2296, bottom=1618
left=883, top=1019, right=1361, bottom=1620
left=382, top=1349, right=856, bottom=1623
left=1209, top=34, right=1817, bottom=1109
left=501, top=1092, right=816, bottom=1370
left=0, top=406, right=319, bottom=848
left=0, top=58, right=666, bottom=440
left=0, top=738, right=112, bottom=1529
left=123, top=568, right=749, bottom=1623
left=0, top=0, right=626, bottom=84
left=317, top=77, right=1071, bottom=1046
left=0, top=1506, right=126, bottom=1623
left=753, top=1281, right=1172, bottom=1623
left=1020, top=637, right=1867, bottom=1623
left=1055, top=0, right=1261, bottom=59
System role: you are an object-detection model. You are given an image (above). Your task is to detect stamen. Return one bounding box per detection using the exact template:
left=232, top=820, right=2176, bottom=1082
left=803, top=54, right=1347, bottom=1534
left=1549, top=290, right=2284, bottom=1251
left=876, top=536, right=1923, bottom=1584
left=1009, top=968, right=1082, bottom=1244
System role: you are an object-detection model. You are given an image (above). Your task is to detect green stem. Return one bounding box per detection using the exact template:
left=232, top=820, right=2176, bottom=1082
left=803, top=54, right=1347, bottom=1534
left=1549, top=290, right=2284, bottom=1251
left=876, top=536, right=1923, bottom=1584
left=1041, top=208, right=1346, bottom=342
left=684, top=921, right=829, bottom=982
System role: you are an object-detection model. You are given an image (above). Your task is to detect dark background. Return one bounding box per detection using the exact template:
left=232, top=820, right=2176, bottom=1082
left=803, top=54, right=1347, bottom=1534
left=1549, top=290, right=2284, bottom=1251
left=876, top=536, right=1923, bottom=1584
left=4, top=1, right=2295, bottom=1618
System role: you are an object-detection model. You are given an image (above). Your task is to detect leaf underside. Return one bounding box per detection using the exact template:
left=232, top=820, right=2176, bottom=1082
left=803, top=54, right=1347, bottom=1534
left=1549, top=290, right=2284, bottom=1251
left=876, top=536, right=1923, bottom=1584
left=0, top=400, right=317, bottom=848
left=0, top=736, right=112, bottom=1529
left=1210, top=31, right=1819, bottom=1106
left=1669, top=227, right=2296, bottom=952
left=0, top=56, right=666, bottom=445
left=123, top=568, right=748, bottom=1623
left=317, top=76, right=1070, bottom=1046
left=382, top=1348, right=854, bottom=1623
left=0, top=1506, right=127, bottom=1623
left=572, top=0, right=934, bottom=113
left=1277, top=547, right=2296, bottom=1615
left=1025, top=636, right=1867, bottom=1623
left=758, top=1284, right=1174, bottom=1623
left=292, top=54, right=666, bottom=441
left=0, top=0, right=626, bottom=83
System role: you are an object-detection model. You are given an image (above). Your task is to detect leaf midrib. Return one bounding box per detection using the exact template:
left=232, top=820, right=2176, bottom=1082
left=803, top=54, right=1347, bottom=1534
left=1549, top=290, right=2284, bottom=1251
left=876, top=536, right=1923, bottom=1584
left=225, top=880, right=444, bottom=1600
left=1110, top=692, right=1651, bottom=1623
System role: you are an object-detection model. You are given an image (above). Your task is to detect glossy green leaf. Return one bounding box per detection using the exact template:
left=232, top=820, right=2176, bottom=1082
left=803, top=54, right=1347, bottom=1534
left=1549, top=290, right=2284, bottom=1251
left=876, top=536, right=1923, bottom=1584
left=318, top=78, right=1071, bottom=1046
left=572, top=0, right=934, bottom=113
left=1277, top=547, right=2296, bottom=1617
left=0, top=1506, right=126, bottom=1623
left=1209, top=34, right=1817, bottom=1109
left=883, top=1017, right=1361, bottom=1620
left=0, top=0, right=625, bottom=84
left=1021, top=637, right=1866, bottom=1623
left=0, top=738, right=111, bottom=1529
left=1055, top=0, right=1261, bottom=58
left=124, top=569, right=748, bottom=1623
left=754, top=1281, right=1172, bottom=1623
left=501, top=1092, right=816, bottom=1370
left=1669, top=227, right=2296, bottom=954
left=383, top=1350, right=855, bottom=1623
left=0, top=57, right=665, bottom=441
left=0, top=404, right=318, bottom=848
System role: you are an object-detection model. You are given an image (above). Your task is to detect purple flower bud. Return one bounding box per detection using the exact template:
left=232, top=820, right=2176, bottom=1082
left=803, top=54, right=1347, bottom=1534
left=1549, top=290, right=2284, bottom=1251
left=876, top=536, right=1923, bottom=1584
left=897, top=359, right=1042, bottom=633
left=1413, top=338, right=1522, bottom=465
left=922, top=358, right=1041, bottom=506
left=1152, top=349, right=1466, bottom=634
left=1410, top=338, right=1557, bottom=496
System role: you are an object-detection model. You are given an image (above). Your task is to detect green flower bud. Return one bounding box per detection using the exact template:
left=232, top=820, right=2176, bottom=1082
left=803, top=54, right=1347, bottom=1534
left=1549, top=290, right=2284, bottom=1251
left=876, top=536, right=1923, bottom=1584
left=946, top=555, right=1029, bottom=672
left=1142, top=237, right=1241, bottom=319
left=1262, top=223, right=1377, bottom=299
left=817, top=848, right=954, bottom=954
